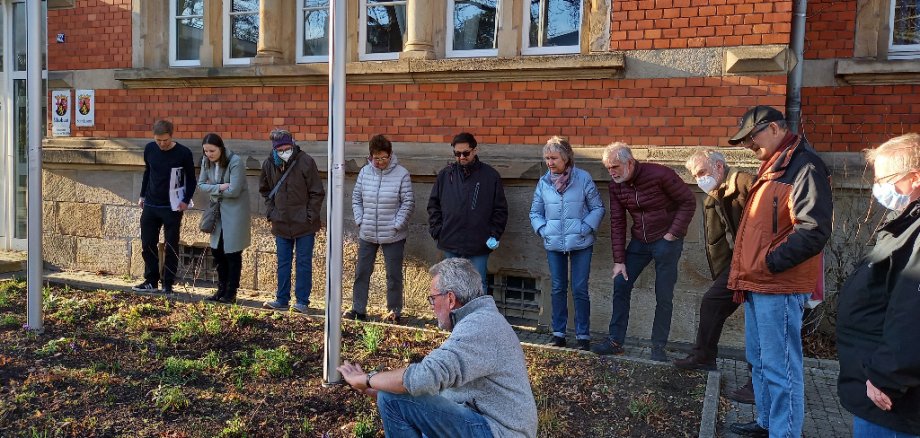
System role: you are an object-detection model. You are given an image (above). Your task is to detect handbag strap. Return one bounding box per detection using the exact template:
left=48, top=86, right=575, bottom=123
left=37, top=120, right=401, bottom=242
left=268, top=157, right=297, bottom=200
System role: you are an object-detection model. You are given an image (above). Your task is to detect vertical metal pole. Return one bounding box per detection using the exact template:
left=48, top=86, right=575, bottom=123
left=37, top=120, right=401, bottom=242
left=785, top=0, right=807, bottom=134
left=323, top=0, right=346, bottom=384
left=26, top=0, right=44, bottom=332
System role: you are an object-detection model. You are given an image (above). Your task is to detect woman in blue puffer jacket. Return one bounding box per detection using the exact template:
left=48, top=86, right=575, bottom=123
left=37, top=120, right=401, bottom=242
left=530, top=136, right=605, bottom=350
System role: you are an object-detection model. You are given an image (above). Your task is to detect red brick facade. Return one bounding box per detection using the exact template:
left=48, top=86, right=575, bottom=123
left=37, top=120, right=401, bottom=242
left=76, top=78, right=785, bottom=147
left=47, top=0, right=132, bottom=71
left=610, top=0, right=793, bottom=50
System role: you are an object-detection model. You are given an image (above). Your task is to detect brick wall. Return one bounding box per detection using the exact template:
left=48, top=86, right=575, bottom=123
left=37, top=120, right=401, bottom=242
left=47, top=0, right=132, bottom=71
left=75, top=77, right=785, bottom=148
left=610, top=0, right=793, bottom=50
left=802, top=85, right=920, bottom=152
left=803, top=0, right=856, bottom=59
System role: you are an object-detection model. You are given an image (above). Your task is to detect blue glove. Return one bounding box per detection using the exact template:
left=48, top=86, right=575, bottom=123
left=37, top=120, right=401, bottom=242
left=486, top=237, right=499, bottom=250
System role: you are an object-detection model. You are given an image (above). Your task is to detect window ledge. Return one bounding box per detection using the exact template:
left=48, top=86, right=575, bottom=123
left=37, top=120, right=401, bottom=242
left=836, top=59, right=920, bottom=85
left=113, top=54, right=625, bottom=88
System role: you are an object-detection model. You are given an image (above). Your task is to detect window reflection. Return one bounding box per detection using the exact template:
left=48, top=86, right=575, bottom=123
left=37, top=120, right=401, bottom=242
left=452, top=0, right=499, bottom=52
left=893, top=0, right=920, bottom=46
left=527, top=0, right=581, bottom=49
left=365, top=1, right=407, bottom=55
left=301, top=0, right=330, bottom=58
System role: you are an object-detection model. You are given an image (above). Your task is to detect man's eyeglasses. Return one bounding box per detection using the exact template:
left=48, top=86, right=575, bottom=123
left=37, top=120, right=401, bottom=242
left=453, top=150, right=472, bottom=158
left=371, top=155, right=390, bottom=163
left=740, top=123, right=771, bottom=147
left=874, top=170, right=912, bottom=185
left=427, top=291, right=449, bottom=305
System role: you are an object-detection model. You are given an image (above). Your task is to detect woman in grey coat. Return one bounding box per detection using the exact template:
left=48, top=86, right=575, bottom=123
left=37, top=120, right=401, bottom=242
left=346, top=135, right=415, bottom=322
left=198, top=133, right=251, bottom=303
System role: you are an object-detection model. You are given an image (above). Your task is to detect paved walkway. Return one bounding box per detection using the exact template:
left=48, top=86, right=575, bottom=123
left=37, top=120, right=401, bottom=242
left=3, top=264, right=851, bottom=438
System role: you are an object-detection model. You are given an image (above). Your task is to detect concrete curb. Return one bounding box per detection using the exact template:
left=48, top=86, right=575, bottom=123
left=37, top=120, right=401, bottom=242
left=699, top=370, right=722, bottom=438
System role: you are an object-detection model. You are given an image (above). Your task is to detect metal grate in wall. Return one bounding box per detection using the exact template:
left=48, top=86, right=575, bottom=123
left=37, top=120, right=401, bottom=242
left=176, top=244, right=217, bottom=283
left=488, top=273, right=540, bottom=322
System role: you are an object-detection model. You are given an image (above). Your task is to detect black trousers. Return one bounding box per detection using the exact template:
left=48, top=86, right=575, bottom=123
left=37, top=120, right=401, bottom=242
left=690, top=268, right=741, bottom=364
left=212, top=232, right=242, bottom=295
left=140, top=206, right=183, bottom=288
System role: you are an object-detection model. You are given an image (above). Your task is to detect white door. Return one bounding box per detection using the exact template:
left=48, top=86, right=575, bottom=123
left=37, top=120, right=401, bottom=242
left=6, top=0, right=46, bottom=251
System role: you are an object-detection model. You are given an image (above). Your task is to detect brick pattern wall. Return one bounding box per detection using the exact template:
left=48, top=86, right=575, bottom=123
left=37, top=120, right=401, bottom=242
left=803, top=0, right=856, bottom=59
left=76, top=77, right=786, bottom=148
left=802, top=85, right=920, bottom=152
left=610, top=0, right=793, bottom=50
left=48, top=0, right=132, bottom=71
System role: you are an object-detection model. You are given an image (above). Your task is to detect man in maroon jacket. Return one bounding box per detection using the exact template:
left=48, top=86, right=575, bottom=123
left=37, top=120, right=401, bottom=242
left=592, top=142, right=696, bottom=361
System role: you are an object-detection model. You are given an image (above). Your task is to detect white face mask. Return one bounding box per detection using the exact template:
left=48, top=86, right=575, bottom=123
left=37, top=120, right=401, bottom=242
left=278, top=149, right=293, bottom=162
left=696, top=175, right=718, bottom=193
left=873, top=182, right=912, bottom=211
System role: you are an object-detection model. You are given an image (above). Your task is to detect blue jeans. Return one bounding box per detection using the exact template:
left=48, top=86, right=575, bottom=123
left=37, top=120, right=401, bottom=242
left=547, top=246, right=593, bottom=340
left=443, top=251, right=489, bottom=294
left=853, top=416, right=919, bottom=438
left=275, top=233, right=315, bottom=306
left=608, top=238, right=683, bottom=347
left=377, top=391, right=494, bottom=438
left=745, top=291, right=809, bottom=437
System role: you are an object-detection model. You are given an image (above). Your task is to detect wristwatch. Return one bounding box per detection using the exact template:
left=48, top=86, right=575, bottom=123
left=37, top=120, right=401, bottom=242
left=366, top=370, right=379, bottom=389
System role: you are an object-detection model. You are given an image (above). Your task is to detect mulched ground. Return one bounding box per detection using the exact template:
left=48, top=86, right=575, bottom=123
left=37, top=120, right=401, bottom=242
left=0, top=280, right=706, bottom=437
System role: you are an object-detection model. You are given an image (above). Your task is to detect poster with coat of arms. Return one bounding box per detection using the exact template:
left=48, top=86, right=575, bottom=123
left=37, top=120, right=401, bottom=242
left=51, top=90, right=71, bottom=136
left=75, top=89, right=94, bottom=127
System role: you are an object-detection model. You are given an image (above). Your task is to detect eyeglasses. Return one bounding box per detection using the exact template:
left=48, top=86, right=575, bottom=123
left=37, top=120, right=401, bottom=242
left=740, top=122, right=771, bottom=147
left=874, top=170, right=913, bottom=185
left=371, top=155, right=390, bottom=163
left=453, top=150, right=473, bottom=158
left=427, top=291, right=449, bottom=305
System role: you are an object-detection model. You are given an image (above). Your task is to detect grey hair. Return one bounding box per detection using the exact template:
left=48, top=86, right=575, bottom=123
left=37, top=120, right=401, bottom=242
left=866, top=133, right=920, bottom=173
left=602, top=142, right=634, bottom=167
left=429, top=258, right=483, bottom=305
left=685, top=148, right=728, bottom=174
left=269, top=128, right=295, bottom=143
left=543, top=136, right=574, bottom=167
left=774, top=119, right=789, bottom=131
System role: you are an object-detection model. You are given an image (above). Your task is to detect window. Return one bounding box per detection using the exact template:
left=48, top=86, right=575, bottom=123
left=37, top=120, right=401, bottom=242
left=447, top=0, right=500, bottom=58
left=170, top=0, right=203, bottom=66
left=489, top=273, right=540, bottom=322
left=223, top=0, right=259, bottom=65
left=890, top=0, right=920, bottom=59
left=522, top=0, right=582, bottom=55
left=296, top=0, right=330, bottom=63
left=360, top=0, right=407, bottom=61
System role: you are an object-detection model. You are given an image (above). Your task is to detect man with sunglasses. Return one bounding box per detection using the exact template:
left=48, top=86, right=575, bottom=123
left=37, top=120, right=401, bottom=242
left=427, top=132, right=509, bottom=293
left=725, top=106, right=833, bottom=438
left=337, top=258, right=538, bottom=438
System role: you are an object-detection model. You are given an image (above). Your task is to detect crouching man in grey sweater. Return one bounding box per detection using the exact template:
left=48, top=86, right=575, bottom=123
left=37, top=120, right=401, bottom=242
left=338, top=258, right=538, bottom=438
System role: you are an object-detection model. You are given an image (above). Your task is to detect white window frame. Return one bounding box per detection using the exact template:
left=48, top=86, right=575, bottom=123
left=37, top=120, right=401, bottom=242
left=521, top=0, right=582, bottom=56
left=359, top=0, right=407, bottom=61
left=169, top=0, right=203, bottom=67
left=296, top=0, right=330, bottom=63
left=446, top=0, right=500, bottom=58
left=223, top=0, right=259, bottom=66
left=889, top=0, right=920, bottom=59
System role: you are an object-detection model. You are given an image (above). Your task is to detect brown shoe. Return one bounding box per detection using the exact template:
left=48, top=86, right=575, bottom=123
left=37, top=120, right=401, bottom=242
left=673, top=354, right=717, bottom=371
left=381, top=311, right=401, bottom=324
left=728, top=379, right=756, bottom=404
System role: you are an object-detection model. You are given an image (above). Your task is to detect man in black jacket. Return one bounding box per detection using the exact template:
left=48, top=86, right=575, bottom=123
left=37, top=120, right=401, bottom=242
left=427, top=132, right=508, bottom=294
left=133, top=119, right=196, bottom=295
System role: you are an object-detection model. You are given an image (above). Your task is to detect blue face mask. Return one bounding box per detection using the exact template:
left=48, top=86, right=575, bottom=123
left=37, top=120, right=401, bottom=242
left=872, top=182, right=911, bottom=211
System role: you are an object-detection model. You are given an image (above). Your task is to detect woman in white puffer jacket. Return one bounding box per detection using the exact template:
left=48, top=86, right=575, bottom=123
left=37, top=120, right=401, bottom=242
left=347, top=134, right=415, bottom=322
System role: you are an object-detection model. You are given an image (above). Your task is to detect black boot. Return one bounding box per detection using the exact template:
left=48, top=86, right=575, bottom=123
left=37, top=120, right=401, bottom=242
left=206, top=282, right=226, bottom=302
left=220, top=287, right=237, bottom=304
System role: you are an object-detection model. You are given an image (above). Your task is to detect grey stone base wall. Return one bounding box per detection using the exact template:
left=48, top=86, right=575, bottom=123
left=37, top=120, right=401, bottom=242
left=40, top=138, right=872, bottom=348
